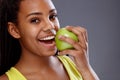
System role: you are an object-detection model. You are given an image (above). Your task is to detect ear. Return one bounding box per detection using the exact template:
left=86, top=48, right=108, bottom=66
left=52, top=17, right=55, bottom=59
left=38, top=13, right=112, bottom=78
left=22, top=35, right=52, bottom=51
left=8, top=22, right=21, bottom=39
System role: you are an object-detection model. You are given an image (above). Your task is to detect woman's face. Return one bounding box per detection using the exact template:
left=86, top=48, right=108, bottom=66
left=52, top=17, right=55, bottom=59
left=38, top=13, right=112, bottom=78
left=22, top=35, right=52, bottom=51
left=17, top=0, right=60, bottom=56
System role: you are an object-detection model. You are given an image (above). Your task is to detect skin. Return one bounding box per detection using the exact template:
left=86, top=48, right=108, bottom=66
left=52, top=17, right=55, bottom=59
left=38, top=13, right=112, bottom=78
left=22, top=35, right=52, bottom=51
left=0, top=0, right=99, bottom=80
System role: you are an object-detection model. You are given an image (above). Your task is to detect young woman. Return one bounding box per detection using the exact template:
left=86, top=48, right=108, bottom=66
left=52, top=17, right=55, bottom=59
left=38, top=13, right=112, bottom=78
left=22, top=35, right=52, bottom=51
left=0, top=0, right=99, bottom=80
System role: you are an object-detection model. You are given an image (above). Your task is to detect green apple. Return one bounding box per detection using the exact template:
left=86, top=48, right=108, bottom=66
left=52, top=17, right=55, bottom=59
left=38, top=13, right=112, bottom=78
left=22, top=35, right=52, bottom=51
left=55, top=28, right=78, bottom=51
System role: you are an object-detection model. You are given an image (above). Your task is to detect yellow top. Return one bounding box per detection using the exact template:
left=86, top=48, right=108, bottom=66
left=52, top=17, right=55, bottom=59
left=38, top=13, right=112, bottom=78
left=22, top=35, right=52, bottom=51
left=6, top=55, right=83, bottom=80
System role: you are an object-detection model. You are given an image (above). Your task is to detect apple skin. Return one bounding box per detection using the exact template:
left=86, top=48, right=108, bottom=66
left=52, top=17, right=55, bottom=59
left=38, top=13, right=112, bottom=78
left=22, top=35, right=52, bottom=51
left=55, top=28, right=78, bottom=51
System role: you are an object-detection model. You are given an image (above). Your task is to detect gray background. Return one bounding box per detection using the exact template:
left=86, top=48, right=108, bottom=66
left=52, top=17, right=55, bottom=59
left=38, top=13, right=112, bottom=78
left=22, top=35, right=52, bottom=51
left=53, top=0, right=120, bottom=80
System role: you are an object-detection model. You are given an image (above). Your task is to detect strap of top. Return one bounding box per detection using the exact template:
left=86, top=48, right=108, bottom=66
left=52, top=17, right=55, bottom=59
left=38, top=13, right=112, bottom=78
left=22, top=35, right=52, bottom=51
left=58, top=55, right=83, bottom=80
left=6, top=67, right=27, bottom=80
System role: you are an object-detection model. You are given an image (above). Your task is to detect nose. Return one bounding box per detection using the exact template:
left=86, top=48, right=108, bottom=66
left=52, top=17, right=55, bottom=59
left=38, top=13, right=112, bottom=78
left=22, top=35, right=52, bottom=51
left=42, top=19, right=55, bottom=32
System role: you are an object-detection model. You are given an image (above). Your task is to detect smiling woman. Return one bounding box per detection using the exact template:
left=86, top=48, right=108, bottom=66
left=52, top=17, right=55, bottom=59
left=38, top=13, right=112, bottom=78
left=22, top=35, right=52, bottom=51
left=0, top=0, right=99, bottom=80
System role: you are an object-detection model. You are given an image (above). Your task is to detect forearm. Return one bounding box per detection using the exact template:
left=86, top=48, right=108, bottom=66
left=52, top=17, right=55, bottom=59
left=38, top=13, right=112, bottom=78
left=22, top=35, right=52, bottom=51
left=79, top=66, right=100, bottom=80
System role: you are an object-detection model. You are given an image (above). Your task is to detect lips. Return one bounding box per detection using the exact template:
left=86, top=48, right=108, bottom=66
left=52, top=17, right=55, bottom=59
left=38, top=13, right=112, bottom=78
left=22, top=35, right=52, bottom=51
left=39, top=36, right=55, bottom=40
left=39, top=36, right=55, bottom=44
left=38, top=29, right=56, bottom=45
left=38, top=35, right=56, bottom=48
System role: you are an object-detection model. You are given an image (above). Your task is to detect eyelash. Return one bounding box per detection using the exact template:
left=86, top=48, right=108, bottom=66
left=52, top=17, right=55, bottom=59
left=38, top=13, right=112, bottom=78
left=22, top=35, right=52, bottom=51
left=30, top=14, right=58, bottom=24
left=49, top=14, right=58, bottom=21
left=30, top=17, right=41, bottom=24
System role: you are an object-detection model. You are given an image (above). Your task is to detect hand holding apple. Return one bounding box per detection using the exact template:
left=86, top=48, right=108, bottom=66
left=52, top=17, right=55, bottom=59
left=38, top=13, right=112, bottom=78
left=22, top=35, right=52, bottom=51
left=55, top=26, right=99, bottom=80
left=55, top=28, right=78, bottom=51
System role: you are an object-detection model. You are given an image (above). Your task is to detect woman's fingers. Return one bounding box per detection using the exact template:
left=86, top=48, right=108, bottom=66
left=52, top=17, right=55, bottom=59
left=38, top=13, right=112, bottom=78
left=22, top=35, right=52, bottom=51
left=57, top=25, right=89, bottom=58
left=65, top=26, right=88, bottom=50
left=58, top=35, right=81, bottom=50
left=58, top=49, right=85, bottom=57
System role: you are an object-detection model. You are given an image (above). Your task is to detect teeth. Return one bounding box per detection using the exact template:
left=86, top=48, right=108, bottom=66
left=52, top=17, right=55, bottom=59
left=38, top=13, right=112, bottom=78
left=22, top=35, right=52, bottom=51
left=40, top=36, right=54, bottom=40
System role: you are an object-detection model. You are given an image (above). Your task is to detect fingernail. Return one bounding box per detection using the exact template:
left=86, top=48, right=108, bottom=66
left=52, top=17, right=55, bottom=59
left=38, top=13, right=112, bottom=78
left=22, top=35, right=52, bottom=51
left=66, top=25, right=70, bottom=28
left=58, top=35, right=63, bottom=39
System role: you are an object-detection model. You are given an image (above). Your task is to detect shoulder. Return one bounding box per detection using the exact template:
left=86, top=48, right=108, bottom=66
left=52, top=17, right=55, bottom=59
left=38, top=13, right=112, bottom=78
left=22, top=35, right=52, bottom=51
left=0, top=74, right=8, bottom=80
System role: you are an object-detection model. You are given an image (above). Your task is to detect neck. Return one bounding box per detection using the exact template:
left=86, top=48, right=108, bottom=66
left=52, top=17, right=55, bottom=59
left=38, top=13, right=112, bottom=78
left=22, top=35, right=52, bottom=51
left=15, top=52, right=60, bottom=73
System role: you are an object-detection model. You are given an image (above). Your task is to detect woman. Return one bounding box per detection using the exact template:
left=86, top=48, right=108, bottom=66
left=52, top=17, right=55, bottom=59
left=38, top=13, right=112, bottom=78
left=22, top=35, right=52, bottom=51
left=0, top=0, right=99, bottom=80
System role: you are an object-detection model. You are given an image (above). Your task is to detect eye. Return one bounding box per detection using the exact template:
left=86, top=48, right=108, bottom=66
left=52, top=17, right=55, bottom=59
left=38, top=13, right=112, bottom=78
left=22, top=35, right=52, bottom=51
left=30, top=17, right=41, bottom=24
left=49, top=14, right=58, bottom=21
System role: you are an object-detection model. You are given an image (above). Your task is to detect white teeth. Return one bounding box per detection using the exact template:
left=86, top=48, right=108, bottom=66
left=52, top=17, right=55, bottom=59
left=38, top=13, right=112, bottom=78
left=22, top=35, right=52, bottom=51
left=40, top=36, right=55, bottom=40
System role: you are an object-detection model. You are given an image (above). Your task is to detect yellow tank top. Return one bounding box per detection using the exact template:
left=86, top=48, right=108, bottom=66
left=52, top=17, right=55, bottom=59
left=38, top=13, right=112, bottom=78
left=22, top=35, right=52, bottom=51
left=6, top=55, right=83, bottom=80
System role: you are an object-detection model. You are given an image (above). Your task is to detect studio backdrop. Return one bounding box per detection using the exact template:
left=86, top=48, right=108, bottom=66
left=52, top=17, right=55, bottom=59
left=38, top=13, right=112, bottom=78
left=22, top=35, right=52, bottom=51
left=53, top=0, right=120, bottom=80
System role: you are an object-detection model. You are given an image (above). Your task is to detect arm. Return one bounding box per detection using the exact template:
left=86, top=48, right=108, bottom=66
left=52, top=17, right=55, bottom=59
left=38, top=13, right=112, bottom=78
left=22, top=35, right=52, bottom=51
left=58, top=26, right=100, bottom=80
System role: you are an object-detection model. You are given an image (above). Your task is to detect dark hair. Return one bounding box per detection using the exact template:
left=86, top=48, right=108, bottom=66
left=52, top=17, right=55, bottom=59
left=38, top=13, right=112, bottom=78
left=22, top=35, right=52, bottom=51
left=0, top=0, right=22, bottom=75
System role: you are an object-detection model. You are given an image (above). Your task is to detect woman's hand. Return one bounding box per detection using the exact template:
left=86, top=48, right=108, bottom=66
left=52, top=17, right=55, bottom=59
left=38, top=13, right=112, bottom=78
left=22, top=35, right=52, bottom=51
left=58, top=26, right=99, bottom=80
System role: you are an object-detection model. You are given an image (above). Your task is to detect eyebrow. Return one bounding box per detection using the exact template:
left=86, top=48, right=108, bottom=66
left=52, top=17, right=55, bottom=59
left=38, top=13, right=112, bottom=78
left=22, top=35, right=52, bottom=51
left=26, top=9, right=57, bottom=18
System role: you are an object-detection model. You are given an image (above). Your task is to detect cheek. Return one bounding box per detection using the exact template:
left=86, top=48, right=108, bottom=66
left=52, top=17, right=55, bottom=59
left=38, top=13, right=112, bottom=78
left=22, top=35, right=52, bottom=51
left=18, top=24, right=38, bottom=38
left=19, top=27, right=38, bottom=53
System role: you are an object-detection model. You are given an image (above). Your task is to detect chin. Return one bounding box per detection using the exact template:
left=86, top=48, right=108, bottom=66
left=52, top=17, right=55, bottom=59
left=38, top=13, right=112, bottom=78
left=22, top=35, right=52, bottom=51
left=43, top=48, right=58, bottom=56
